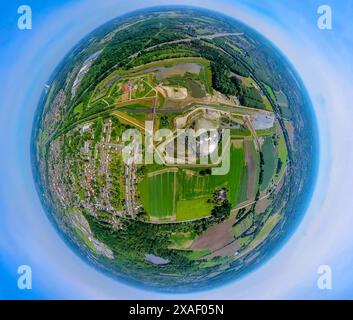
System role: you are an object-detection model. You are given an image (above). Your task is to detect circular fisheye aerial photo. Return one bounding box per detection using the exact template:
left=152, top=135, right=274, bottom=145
left=32, top=6, right=317, bottom=292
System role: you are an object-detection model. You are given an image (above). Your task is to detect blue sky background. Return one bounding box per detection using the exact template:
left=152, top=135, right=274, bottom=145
left=1, top=0, right=353, bottom=299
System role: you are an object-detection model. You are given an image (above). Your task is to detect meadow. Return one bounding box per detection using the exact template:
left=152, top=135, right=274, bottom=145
left=260, top=136, right=277, bottom=191
left=138, top=170, right=176, bottom=219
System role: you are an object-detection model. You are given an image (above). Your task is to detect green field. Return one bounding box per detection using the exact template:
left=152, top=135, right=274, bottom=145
left=126, top=112, right=147, bottom=123
left=138, top=144, right=246, bottom=221
left=262, top=95, right=273, bottom=111
left=178, top=144, right=245, bottom=206
left=230, top=128, right=251, bottom=137
left=168, top=232, right=195, bottom=249
left=232, top=213, right=253, bottom=238
left=263, top=83, right=276, bottom=101
left=176, top=197, right=214, bottom=221
left=75, top=228, right=97, bottom=253
left=260, top=136, right=277, bottom=191
left=138, top=171, right=176, bottom=218
left=73, top=103, right=84, bottom=116
left=274, top=130, right=288, bottom=181
left=183, top=249, right=210, bottom=260
left=275, top=90, right=288, bottom=107
left=256, top=127, right=275, bottom=136
left=245, top=139, right=260, bottom=197
left=277, top=131, right=288, bottom=162
left=275, top=90, right=291, bottom=119
left=237, top=164, right=249, bottom=203
left=250, top=213, right=281, bottom=247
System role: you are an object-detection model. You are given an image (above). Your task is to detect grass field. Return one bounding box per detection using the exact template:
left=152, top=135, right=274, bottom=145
left=263, top=83, right=276, bottom=101
left=101, top=56, right=211, bottom=86
left=260, top=136, right=277, bottom=191
left=275, top=90, right=291, bottom=119
left=232, top=213, right=253, bottom=238
left=274, top=129, right=288, bottom=181
left=126, top=112, right=147, bottom=123
left=230, top=128, right=251, bottom=137
left=158, top=92, right=165, bottom=108
left=112, top=110, right=146, bottom=132
left=168, top=232, right=195, bottom=250
left=251, top=213, right=281, bottom=247
left=75, top=228, right=97, bottom=253
left=262, top=95, right=273, bottom=111
left=178, top=143, right=245, bottom=206
left=73, top=103, right=84, bottom=116
left=256, top=127, right=275, bottom=136
left=277, top=130, right=288, bottom=162
left=245, top=139, right=260, bottom=198
left=138, top=171, right=176, bottom=219
left=241, top=76, right=256, bottom=87
left=183, top=249, right=210, bottom=260
left=239, top=235, right=252, bottom=246
left=275, top=90, right=288, bottom=107
left=138, top=143, right=246, bottom=222
left=237, top=164, right=249, bottom=203
left=176, top=197, right=214, bottom=221
left=199, top=258, right=227, bottom=269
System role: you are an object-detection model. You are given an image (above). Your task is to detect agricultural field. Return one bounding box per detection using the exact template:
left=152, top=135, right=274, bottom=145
left=168, top=232, right=195, bottom=250
left=237, top=164, right=249, bottom=203
left=244, top=139, right=260, bottom=199
left=137, top=144, right=246, bottom=222
left=138, top=170, right=177, bottom=220
left=275, top=90, right=292, bottom=119
left=260, top=136, right=278, bottom=191
left=232, top=213, right=253, bottom=238
left=176, top=198, right=214, bottom=221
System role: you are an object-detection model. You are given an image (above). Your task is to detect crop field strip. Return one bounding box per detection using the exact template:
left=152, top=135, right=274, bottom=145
left=138, top=170, right=177, bottom=220
left=260, top=135, right=277, bottom=191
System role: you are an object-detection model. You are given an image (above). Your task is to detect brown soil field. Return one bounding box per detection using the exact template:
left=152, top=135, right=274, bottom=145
left=191, top=213, right=236, bottom=252
left=205, top=239, right=242, bottom=259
